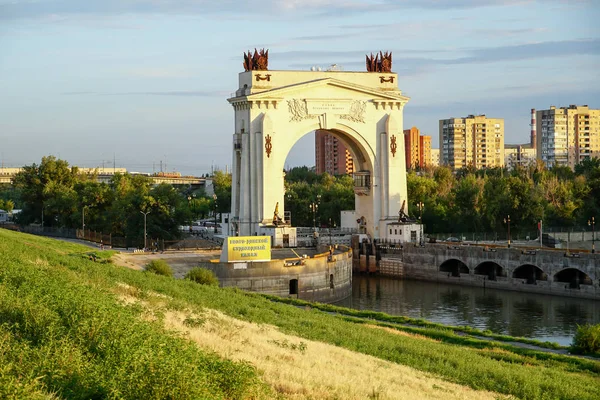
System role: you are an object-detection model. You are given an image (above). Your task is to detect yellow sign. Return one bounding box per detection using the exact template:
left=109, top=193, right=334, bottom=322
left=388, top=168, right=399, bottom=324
left=226, top=236, right=271, bottom=262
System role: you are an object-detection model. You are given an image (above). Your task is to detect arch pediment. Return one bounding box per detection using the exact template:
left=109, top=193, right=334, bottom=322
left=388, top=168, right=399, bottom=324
left=229, top=78, right=410, bottom=103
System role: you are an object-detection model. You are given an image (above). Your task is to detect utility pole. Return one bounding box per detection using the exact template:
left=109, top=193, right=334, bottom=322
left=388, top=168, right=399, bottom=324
left=503, top=215, right=511, bottom=248
left=589, top=217, right=596, bottom=254
left=140, top=210, right=150, bottom=250
left=82, top=205, right=86, bottom=231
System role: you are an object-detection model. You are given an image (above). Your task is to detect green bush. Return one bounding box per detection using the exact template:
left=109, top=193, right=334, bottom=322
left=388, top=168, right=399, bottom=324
left=572, top=324, right=600, bottom=355
left=144, top=259, right=173, bottom=277
left=185, top=267, right=219, bottom=286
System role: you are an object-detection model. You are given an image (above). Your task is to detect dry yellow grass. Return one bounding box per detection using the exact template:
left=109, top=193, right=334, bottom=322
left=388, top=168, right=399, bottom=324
left=166, top=310, right=509, bottom=399
left=369, top=324, right=442, bottom=342
left=114, top=286, right=510, bottom=399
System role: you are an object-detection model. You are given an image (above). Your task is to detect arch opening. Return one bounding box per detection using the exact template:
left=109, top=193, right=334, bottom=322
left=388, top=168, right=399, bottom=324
left=474, top=261, right=505, bottom=281
left=289, top=279, right=299, bottom=295
left=512, top=264, right=547, bottom=284
left=283, top=128, right=372, bottom=230
left=554, top=268, right=593, bottom=289
left=440, top=259, right=469, bottom=277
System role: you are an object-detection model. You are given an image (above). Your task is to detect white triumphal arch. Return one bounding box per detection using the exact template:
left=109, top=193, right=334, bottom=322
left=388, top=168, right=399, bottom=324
left=228, top=51, right=410, bottom=240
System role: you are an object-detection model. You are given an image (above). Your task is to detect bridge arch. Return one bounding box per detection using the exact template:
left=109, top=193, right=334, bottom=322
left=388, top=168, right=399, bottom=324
left=474, top=261, right=505, bottom=281
left=440, top=259, right=469, bottom=277
left=512, top=264, right=547, bottom=284
left=554, top=268, right=593, bottom=288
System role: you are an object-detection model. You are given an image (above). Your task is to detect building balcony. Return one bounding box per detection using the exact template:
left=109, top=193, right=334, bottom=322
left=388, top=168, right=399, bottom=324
left=353, top=171, right=371, bottom=196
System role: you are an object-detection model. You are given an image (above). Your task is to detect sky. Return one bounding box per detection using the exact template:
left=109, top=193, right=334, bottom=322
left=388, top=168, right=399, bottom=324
left=1, top=0, right=599, bottom=176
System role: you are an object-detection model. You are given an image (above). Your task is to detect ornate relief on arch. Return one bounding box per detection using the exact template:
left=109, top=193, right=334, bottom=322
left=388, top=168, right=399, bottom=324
left=265, top=134, right=273, bottom=158
left=287, top=99, right=367, bottom=123
left=390, top=135, right=397, bottom=157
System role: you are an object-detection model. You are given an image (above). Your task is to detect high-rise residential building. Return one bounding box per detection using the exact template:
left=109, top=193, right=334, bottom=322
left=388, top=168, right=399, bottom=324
left=430, top=148, right=440, bottom=167
left=315, top=130, right=354, bottom=175
left=420, top=135, right=431, bottom=168
left=536, top=105, right=600, bottom=169
left=403, top=126, right=432, bottom=169
left=439, top=115, right=504, bottom=170
left=504, top=144, right=536, bottom=170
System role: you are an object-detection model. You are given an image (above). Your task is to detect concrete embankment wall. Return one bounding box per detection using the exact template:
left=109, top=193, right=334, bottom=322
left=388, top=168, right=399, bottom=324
left=376, top=244, right=600, bottom=300
left=200, top=246, right=352, bottom=303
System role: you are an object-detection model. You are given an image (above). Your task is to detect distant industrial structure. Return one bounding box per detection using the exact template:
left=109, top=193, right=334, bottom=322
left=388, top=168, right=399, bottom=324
left=0, top=167, right=211, bottom=191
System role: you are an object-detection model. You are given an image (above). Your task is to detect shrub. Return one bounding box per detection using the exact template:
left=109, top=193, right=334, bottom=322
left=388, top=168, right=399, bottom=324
left=571, top=324, right=600, bottom=355
left=145, top=259, right=173, bottom=277
left=185, top=267, right=219, bottom=286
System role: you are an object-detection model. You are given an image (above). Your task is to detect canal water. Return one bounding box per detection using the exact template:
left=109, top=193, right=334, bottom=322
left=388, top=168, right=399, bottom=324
left=335, top=276, right=600, bottom=346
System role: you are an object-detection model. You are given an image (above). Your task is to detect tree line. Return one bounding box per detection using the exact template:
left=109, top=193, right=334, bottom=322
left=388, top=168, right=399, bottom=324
left=4, top=156, right=229, bottom=241
left=4, top=156, right=599, bottom=239
left=408, top=159, right=600, bottom=235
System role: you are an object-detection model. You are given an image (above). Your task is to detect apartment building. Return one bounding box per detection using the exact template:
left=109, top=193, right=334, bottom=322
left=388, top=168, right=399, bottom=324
left=315, top=130, right=354, bottom=175
left=403, top=126, right=432, bottom=169
left=439, top=115, right=504, bottom=170
left=536, top=105, right=600, bottom=169
left=504, top=144, right=536, bottom=170
left=430, top=148, right=440, bottom=167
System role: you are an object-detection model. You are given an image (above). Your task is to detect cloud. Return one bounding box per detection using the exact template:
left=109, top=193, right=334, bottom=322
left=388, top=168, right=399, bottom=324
left=0, top=0, right=577, bottom=21
left=123, top=67, right=195, bottom=79
left=278, top=38, right=600, bottom=71
left=473, top=27, right=549, bottom=37
left=60, top=90, right=227, bottom=97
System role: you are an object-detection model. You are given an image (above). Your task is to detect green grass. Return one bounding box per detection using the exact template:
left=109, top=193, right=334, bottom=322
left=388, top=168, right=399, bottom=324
left=572, top=324, right=600, bottom=356
left=185, top=267, right=219, bottom=286
left=0, top=230, right=269, bottom=399
left=262, top=295, right=567, bottom=351
left=2, top=228, right=600, bottom=400
left=145, top=259, right=173, bottom=277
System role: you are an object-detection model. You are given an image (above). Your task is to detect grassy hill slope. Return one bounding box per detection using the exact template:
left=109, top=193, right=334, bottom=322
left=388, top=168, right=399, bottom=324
left=1, top=229, right=599, bottom=399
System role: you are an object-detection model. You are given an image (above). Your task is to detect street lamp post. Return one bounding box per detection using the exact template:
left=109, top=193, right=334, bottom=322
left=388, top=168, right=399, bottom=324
left=417, top=201, right=424, bottom=245
left=187, top=194, right=196, bottom=232
left=503, top=215, right=511, bottom=248
left=328, top=218, right=337, bottom=247
left=212, top=194, right=218, bottom=233
left=589, top=217, right=596, bottom=254
left=309, top=195, right=321, bottom=246
left=82, top=205, right=87, bottom=231
left=140, top=210, right=150, bottom=250
left=309, top=195, right=321, bottom=231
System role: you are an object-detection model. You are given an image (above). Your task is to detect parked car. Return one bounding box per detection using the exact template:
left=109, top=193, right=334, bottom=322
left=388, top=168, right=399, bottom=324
left=446, top=237, right=462, bottom=243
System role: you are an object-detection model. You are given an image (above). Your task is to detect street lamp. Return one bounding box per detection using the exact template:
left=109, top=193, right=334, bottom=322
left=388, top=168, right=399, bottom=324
left=140, top=210, right=150, bottom=250
left=417, top=201, right=424, bottom=245
left=309, top=194, right=321, bottom=231
left=82, top=205, right=88, bottom=231
left=328, top=218, right=337, bottom=246
left=503, top=215, right=511, bottom=248
left=187, top=194, right=196, bottom=231
left=212, top=194, right=218, bottom=233
left=589, top=216, right=596, bottom=254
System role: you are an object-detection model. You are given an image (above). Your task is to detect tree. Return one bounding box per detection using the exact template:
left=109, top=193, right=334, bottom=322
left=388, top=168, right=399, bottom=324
left=0, top=199, right=14, bottom=213
left=13, top=156, right=83, bottom=226
left=212, top=171, right=232, bottom=214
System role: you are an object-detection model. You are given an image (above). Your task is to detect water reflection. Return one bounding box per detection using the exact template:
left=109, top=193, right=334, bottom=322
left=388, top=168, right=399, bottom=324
left=336, top=276, right=600, bottom=345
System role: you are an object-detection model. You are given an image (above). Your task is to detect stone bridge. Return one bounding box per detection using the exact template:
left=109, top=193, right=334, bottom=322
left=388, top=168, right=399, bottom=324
left=376, top=244, right=600, bottom=299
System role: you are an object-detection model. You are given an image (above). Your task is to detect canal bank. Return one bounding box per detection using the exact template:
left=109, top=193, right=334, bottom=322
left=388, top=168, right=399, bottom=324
left=337, top=275, right=600, bottom=346
left=357, top=242, right=600, bottom=300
